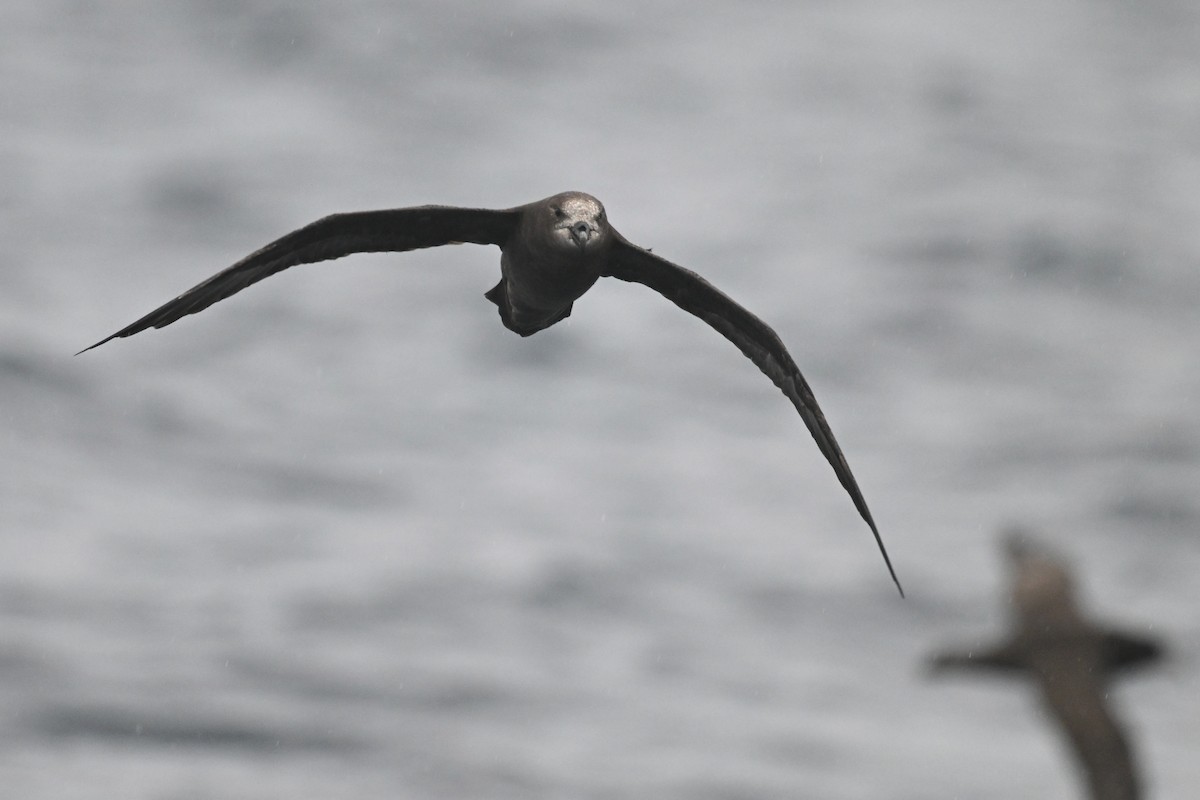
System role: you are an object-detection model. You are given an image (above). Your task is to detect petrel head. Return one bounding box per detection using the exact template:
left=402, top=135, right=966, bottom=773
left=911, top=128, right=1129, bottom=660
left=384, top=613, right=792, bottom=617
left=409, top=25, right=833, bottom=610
left=545, top=192, right=607, bottom=253
left=1003, top=530, right=1078, bottom=624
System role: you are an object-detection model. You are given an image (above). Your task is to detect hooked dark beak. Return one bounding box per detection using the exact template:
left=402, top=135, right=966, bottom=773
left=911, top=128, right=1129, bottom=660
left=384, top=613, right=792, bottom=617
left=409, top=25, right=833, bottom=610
left=568, top=220, right=594, bottom=250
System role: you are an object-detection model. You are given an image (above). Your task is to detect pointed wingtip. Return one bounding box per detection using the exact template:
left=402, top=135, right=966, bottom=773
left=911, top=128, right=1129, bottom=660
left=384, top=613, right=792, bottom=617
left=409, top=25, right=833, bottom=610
left=75, top=336, right=111, bottom=356
left=879, top=536, right=905, bottom=598
left=884, top=553, right=905, bottom=598
left=861, top=510, right=904, bottom=598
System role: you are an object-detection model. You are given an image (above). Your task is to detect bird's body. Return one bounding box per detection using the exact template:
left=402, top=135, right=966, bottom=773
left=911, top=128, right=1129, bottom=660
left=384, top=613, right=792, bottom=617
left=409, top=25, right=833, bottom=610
left=487, top=192, right=608, bottom=334
left=82, top=191, right=901, bottom=594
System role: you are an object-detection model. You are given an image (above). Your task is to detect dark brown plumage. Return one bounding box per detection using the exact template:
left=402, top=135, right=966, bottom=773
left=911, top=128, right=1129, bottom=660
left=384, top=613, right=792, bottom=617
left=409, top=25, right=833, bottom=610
left=930, top=532, right=1163, bottom=800
left=81, top=191, right=900, bottom=594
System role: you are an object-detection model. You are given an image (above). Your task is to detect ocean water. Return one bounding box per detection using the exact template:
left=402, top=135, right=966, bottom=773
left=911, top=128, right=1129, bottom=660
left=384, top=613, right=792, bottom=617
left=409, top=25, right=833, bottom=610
left=2, top=1, right=1198, bottom=798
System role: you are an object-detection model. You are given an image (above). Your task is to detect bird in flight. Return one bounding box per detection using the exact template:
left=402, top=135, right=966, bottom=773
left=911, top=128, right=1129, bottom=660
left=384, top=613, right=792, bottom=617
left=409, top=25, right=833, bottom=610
left=81, top=191, right=901, bottom=595
left=929, top=531, right=1162, bottom=800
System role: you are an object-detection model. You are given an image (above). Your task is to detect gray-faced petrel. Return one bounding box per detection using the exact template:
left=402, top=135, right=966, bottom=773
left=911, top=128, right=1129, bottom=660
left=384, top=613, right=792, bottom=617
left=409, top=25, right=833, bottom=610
left=81, top=191, right=901, bottom=595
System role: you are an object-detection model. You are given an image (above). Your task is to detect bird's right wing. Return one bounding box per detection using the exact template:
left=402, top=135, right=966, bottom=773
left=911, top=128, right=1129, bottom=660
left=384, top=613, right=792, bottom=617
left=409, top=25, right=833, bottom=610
left=928, top=639, right=1027, bottom=674
left=80, top=205, right=520, bottom=352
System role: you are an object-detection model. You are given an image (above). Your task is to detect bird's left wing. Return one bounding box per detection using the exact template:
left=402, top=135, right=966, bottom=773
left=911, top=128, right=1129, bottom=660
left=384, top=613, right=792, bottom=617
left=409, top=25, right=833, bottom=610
left=79, top=205, right=520, bottom=352
left=603, top=232, right=901, bottom=595
left=1101, top=629, right=1165, bottom=674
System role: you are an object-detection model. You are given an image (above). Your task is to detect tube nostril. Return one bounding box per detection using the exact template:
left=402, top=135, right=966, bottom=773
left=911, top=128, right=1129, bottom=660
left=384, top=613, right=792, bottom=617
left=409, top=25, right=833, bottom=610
left=567, top=220, right=593, bottom=249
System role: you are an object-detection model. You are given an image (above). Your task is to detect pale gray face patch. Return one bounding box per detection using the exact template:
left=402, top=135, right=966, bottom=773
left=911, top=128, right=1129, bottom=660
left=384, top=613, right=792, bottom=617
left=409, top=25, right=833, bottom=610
left=548, top=194, right=607, bottom=251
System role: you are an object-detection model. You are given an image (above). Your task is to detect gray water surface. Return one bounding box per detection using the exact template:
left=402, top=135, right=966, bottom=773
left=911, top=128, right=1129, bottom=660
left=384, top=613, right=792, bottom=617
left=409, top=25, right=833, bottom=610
left=3, top=2, right=1198, bottom=798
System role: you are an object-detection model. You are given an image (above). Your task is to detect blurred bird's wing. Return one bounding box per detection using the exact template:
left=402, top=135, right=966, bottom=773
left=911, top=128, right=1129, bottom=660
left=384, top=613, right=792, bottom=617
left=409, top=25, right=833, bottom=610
left=1101, top=629, right=1164, bottom=674
left=928, top=639, right=1027, bottom=674
left=1032, top=655, right=1141, bottom=800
